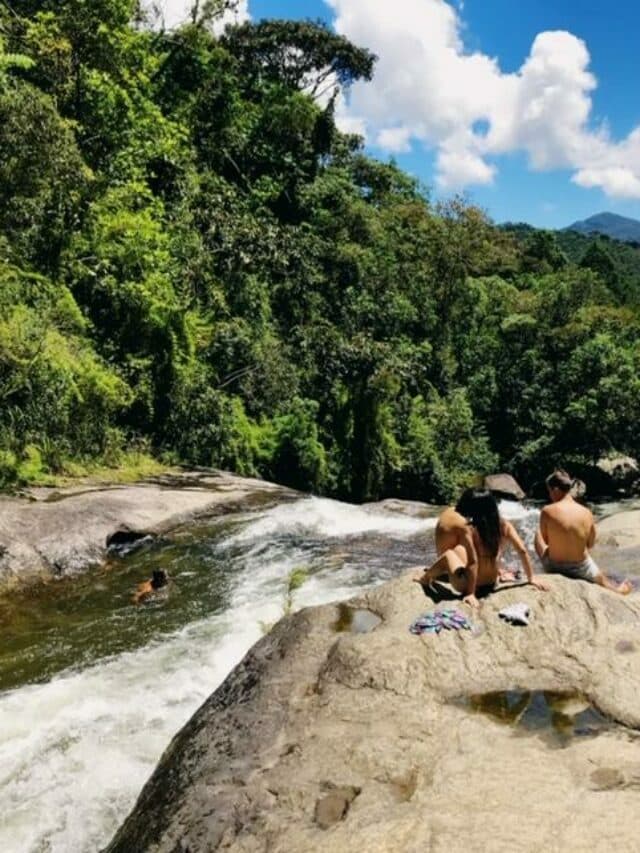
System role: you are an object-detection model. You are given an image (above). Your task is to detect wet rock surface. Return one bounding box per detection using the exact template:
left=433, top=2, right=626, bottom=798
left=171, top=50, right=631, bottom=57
left=361, top=498, right=440, bottom=519
left=333, top=604, right=382, bottom=634
left=107, top=574, right=640, bottom=853
left=0, top=470, right=297, bottom=589
left=314, top=785, right=360, bottom=829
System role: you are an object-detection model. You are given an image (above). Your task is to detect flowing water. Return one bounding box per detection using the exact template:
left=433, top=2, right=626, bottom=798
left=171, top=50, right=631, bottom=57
left=0, top=494, right=631, bottom=852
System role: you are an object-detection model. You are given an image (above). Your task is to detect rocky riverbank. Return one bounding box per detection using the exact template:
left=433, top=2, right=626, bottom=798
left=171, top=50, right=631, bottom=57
left=598, top=509, right=640, bottom=550
left=107, top=573, right=640, bottom=853
left=0, top=470, right=296, bottom=589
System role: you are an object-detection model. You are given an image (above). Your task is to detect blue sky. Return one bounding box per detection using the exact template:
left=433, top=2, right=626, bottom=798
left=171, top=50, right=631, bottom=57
left=246, top=0, right=640, bottom=228
left=458, top=1, right=640, bottom=226
left=163, top=0, right=640, bottom=228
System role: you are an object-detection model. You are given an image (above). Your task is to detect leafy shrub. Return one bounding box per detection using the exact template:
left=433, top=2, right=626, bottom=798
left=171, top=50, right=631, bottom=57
left=259, top=398, right=328, bottom=493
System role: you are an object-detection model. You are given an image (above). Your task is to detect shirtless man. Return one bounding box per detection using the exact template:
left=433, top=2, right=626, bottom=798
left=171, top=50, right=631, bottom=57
left=536, top=469, right=631, bottom=595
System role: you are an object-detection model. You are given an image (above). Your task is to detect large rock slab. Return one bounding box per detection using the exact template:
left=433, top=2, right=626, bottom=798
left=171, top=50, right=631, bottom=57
left=0, top=470, right=295, bottom=589
left=598, top=510, right=640, bottom=549
left=106, top=575, right=640, bottom=853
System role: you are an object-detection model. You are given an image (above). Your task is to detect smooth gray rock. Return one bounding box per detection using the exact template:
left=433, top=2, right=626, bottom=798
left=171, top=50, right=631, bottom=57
left=598, top=510, right=640, bottom=549
left=106, top=573, right=640, bottom=853
left=0, top=470, right=296, bottom=589
left=484, top=473, right=526, bottom=501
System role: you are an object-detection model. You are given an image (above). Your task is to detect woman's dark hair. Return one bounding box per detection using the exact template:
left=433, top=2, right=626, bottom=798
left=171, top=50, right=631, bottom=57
left=455, top=488, right=476, bottom=518
left=459, top=489, right=501, bottom=559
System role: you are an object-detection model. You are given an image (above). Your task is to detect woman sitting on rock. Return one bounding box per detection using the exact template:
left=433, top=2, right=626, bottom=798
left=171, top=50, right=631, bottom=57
left=415, top=490, right=549, bottom=608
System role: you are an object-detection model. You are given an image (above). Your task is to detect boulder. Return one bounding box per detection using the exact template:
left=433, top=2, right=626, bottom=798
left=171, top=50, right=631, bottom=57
left=597, top=456, right=639, bottom=492
left=561, top=457, right=640, bottom=500
left=0, top=471, right=297, bottom=589
left=106, top=525, right=156, bottom=554
left=571, top=478, right=587, bottom=499
left=106, top=575, right=640, bottom=853
left=484, top=473, right=526, bottom=501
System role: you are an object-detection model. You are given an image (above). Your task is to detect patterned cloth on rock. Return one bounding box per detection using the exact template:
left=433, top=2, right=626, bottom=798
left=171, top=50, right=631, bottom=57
left=410, top=609, right=472, bottom=635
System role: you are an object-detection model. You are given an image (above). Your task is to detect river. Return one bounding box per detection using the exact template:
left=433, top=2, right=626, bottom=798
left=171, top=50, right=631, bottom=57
left=0, top=494, right=627, bottom=852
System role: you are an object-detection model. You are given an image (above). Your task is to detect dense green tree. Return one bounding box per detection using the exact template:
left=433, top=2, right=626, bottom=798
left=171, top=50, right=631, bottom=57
left=0, top=259, right=131, bottom=483
left=220, top=19, right=375, bottom=93
left=0, top=78, right=89, bottom=271
left=1, top=3, right=640, bottom=499
left=579, top=241, right=620, bottom=293
left=520, top=229, right=568, bottom=275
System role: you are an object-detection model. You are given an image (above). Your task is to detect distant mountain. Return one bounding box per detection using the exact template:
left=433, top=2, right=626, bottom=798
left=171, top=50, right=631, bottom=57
left=566, top=212, right=640, bottom=243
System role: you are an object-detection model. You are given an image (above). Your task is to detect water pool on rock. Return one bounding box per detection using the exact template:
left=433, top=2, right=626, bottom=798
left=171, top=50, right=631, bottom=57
left=455, top=690, right=614, bottom=746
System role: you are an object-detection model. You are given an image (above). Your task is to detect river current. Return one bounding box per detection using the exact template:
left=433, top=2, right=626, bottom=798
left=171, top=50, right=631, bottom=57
left=0, top=494, right=620, bottom=852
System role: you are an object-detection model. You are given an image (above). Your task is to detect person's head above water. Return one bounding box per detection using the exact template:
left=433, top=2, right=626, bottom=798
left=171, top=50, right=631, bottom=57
left=151, top=569, right=169, bottom=590
left=457, top=488, right=501, bottom=558
left=546, top=469, right=573, bottom=501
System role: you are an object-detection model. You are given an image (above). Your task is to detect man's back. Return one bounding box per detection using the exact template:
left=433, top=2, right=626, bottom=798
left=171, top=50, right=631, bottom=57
left=541, top=497, right=594, bottom=562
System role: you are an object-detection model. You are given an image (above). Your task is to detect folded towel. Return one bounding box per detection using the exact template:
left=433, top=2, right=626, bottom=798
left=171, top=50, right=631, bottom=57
left=410, top=609, right=472, bottom=635
left=498, top=603, right=531, bottom=626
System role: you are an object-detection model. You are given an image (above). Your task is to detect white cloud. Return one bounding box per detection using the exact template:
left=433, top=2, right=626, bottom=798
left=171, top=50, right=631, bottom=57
left=574, top=166, right=640, bottom=198
left=437, top=141, right=496, bottom=188
left=376, top=126, right=413, bottom=153
left=145, top=0, right=249, bottom=32
left=326, top=0, right=640, bottom=198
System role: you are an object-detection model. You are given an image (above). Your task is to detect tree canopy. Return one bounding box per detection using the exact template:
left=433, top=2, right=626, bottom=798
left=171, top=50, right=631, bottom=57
left=1, top=3, right=639, bottom=498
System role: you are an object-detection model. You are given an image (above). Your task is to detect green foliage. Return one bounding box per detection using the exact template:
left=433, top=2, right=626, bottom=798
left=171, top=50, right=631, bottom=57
left=0, top=35, right=35, bottom=86
left=220, top=19, right=375, bottom=93
left=259, top=398, right=329, bottom=493
left=166, top=373, right=261, bottom=475
left=2, top=4, right=640, bottom=496
left=0, top=80, right=89, bottom=271
left=0, top=450, right=18, bottom=490
left=520, top=229, right=568, bottom=274
left=283, top=566, right=309, bottom=615
left=0, top=261, right=132, bottom=470
left=511, top=223, right=640, bottom=305
left=396, top=390, right=496, bottom=502
left=65, top=182, right=190, bottom=431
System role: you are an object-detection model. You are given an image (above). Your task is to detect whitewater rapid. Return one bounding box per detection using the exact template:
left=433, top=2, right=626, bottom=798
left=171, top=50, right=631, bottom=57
left=0, top=496, right=536, bottom=852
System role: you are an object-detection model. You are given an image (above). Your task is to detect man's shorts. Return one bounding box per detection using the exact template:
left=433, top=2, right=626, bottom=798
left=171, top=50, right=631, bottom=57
left=542, top=553, right=601, bottom=583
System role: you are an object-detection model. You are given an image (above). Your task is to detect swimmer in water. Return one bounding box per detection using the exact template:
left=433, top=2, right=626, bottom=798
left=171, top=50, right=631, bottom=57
left=133, top=569, right=169, bottom=605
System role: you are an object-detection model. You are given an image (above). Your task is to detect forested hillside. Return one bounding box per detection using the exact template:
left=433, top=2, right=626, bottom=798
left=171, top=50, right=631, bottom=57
left=2, top=1, right=640, bottom=501
left=505, top=223, right=640, bottom=306
left=566, top=211, right=640, bottom=244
